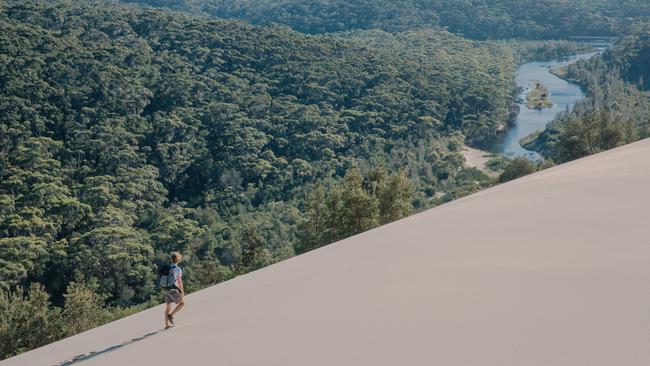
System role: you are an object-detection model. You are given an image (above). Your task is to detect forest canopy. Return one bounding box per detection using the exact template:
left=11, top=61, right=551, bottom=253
left=121, top=0, right=650, bottom=39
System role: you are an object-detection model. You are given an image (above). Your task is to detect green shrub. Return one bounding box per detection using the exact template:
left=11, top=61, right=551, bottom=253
left=498, top=158, right=537, bottom=183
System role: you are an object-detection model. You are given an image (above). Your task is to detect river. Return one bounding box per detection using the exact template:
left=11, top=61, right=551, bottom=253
left=485, top=51, right=601, bottom=158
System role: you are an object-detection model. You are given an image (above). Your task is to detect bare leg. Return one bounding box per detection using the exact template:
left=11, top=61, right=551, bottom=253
left=170, top=302, right=184, bottom=316
left=165, top=303, right=172, bottom=328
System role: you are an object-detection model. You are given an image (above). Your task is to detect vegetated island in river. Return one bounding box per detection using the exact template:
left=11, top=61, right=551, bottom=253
left=525, top=81, right=553, bottom=110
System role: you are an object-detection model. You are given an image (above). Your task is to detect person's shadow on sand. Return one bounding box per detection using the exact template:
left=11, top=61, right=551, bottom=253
left=54, top=329, right=165, bottom=366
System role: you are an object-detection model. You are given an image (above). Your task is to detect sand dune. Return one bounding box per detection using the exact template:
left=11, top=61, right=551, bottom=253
left=4, top=139, right=650, bottom=366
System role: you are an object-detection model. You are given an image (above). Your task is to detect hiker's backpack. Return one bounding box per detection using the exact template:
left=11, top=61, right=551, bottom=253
left=158, top=264, right=178, bottom=290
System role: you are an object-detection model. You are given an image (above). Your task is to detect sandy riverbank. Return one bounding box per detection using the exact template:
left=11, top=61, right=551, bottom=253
left=461, top=145, right=501, bottom=177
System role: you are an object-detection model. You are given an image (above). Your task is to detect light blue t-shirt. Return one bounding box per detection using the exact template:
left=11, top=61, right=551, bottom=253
left=171, top=265, right=182, bottom=288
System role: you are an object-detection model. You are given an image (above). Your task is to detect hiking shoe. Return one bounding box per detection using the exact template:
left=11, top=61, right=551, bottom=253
left=167, top=314, right=174, bottom=325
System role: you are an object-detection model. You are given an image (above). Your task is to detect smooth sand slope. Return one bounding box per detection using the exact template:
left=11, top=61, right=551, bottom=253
left=4, top=139, right=650, bottom=366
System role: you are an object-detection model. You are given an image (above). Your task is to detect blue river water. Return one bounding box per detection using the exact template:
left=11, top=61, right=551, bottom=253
left=487, top=52, right=600, bottom=158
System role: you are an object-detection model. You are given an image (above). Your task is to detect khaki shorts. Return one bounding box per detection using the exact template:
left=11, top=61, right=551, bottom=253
left=165, top=289, right=182, bottom=304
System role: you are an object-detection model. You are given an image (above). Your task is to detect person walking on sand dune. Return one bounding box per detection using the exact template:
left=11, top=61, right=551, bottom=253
left=159, top=252, right=185, bottom=329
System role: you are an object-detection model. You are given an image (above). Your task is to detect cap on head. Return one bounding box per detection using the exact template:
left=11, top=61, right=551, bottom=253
left=171, top=252, right=182, bottom=264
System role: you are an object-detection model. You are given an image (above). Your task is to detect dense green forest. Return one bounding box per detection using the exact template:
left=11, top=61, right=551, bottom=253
left=0, top=1, right=519, bottom=358
left=121, top=0, right=650, bottom=39
left=523, top=23, right=650, bottom=161
left=498, top=40, right=595, bottom=63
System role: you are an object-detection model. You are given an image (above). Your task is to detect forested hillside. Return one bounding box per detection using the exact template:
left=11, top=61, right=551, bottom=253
left=0, top=1, right=518, bottom=358
left=523, top=23, right=650, bottom=161
left=604, top=22, right=650, bottom=89
left=121, top=0, right=650, bottom=39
